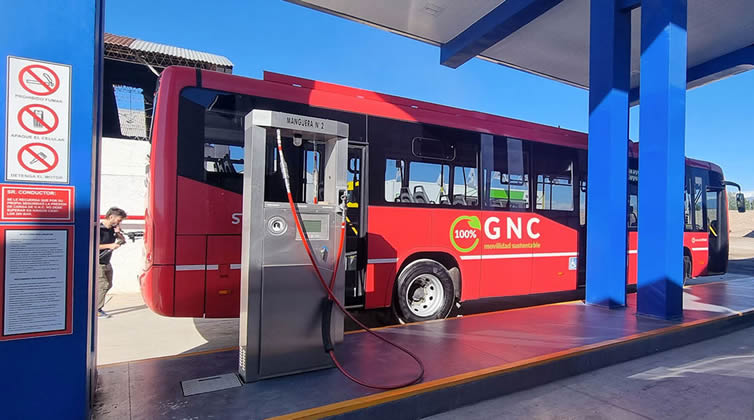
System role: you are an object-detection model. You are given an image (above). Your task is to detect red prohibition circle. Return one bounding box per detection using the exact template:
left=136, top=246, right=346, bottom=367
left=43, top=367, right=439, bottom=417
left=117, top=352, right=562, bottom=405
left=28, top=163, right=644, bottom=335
left=17, top=104, right=59, bottom=135
left=18, top=64, right=60, bottom=96
left=18, top=143, right=59, bottom=173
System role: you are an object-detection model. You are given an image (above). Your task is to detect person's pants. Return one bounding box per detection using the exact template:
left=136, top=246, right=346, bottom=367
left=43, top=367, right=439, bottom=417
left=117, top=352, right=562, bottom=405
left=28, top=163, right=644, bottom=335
left=96, top=263, right=113, bottom=311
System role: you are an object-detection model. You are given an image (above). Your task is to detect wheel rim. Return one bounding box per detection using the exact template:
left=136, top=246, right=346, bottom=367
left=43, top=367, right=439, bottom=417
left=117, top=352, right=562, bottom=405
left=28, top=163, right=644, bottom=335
left=405, top=274, right=444, bottom=317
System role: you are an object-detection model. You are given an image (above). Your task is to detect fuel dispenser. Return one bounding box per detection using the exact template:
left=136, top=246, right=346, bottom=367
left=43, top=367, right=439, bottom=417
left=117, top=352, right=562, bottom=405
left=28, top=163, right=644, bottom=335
left=238, top=110, right=348, bottom=382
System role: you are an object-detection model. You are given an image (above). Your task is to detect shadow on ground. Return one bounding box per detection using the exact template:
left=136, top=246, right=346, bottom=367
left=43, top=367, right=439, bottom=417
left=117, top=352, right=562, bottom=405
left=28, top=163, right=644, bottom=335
left=729, top=257, right=754, bottom=275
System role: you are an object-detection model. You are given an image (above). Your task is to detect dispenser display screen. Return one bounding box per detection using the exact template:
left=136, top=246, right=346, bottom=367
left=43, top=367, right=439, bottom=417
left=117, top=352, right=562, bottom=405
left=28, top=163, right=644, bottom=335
left=303, top=219, right=322, bottom=232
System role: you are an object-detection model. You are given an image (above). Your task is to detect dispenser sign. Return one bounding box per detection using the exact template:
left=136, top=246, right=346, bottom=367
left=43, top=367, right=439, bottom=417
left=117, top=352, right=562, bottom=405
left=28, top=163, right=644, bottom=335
left=5, top=56, right=71, bottom=183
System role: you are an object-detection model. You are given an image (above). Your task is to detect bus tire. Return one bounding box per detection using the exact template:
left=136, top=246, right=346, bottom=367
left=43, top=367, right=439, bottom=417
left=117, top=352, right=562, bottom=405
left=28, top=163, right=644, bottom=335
left=394, top=259, right=455, bottom=323
left=683, top=254, right=692, bottom=286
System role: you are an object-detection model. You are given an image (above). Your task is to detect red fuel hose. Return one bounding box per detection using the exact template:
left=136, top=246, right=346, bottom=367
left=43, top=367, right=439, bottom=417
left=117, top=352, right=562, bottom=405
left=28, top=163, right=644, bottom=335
left=276, top=130, right=424, bottom=389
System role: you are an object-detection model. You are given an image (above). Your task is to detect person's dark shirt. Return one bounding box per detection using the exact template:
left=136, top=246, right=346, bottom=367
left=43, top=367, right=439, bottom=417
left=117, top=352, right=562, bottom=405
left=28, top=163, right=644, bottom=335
left=99, top=224, right=116, bottom=265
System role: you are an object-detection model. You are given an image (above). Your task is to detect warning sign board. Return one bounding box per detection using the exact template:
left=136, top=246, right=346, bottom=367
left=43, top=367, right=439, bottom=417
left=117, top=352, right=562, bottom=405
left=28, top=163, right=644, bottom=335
left=0, top=226, right=73, bottom=340
left=5, top=57, right=70, bottom=184
left=0, top=184, right=74, bottom=223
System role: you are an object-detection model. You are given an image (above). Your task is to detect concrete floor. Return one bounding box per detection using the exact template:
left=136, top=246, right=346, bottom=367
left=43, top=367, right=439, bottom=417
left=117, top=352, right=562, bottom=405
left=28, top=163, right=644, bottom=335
left=425, top=323, right=754, bottom=420
left=96, top=265, right=754, bottom=366
left=97, top=294, right=237, bottom=365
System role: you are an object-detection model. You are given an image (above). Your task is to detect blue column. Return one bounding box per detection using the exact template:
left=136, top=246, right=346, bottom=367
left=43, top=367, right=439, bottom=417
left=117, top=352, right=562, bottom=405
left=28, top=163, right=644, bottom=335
left=585, top=0, right=631, bottom=307
left=0, top=0, right=102, bottom=418
left=637, top=0, right=687, bottom=319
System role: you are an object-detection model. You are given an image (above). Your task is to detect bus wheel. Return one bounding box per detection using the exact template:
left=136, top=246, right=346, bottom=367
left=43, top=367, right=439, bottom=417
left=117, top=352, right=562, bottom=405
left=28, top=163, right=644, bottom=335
left=394, top=259, right=455, bottom=324
left=683, top=255, right=692, bottom=286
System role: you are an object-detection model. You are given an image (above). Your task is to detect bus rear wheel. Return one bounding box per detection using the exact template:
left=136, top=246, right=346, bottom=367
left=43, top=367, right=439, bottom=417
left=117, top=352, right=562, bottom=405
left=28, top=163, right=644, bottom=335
left=394, top=259, right=455, bottom=323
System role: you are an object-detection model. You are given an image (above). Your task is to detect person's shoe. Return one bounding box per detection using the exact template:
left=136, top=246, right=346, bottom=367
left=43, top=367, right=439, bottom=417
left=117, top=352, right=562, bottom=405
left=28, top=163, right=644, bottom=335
left=98, top=309, right=111, bottom=318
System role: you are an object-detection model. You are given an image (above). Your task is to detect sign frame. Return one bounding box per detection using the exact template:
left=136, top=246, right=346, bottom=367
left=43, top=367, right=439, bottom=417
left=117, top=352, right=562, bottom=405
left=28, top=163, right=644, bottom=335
left=0, top=184, right=75, bottom=223
left=5, top=56, right=72, bottom=184
left=0, top=225, right=74, bottom=341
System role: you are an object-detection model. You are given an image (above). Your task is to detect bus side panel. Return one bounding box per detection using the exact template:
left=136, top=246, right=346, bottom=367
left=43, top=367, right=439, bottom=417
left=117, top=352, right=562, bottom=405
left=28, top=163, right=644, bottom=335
left=479, top=211, right=534, bottom=298
left=367, top=207, right=481, bottom=308
left=530, top=216, right=578, bottom=294
left=626, top=231, right=639, bottom=284
left=176, top=177, right=243, bottom=235
left=628, top=231, right=638, bottom=285
left=206, top=235, right=242, bottom=318
left=430, top=209, right=481, bottom=302
left=366, top=206, right=431, bottom=308
left=150, top=68, right=194, bottom=266
left=685, top=232, right=710, bottom=277
left=174, top=235, right=207, bottom=317
left=140, top=265, right=175, bottom=316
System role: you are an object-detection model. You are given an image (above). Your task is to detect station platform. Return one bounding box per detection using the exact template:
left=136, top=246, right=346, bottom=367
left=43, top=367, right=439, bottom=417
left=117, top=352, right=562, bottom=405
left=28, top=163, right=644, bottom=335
left=94, top=278, right=754, bottom=420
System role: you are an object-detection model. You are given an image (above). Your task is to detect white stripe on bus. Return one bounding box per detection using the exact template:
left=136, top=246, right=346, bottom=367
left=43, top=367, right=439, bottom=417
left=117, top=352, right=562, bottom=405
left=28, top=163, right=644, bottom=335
left=175, top=264, right=233, bottom=272
left=691, top=247, right=709, bottom=252
left=367, top=258, right=399, bottom=264
left=175, top=265, right=206, bottom=271
left=460, top=252, right=578, bottom=261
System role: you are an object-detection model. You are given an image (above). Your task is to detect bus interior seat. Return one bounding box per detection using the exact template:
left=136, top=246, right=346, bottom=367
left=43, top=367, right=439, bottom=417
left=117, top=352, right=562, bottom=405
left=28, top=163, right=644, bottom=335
left=453, top=194, right=467, bottom=206
left=467, top=197, right=478, bottom=206
left=399, top=187, right=415, bottom=203
left=413, top=186, right=430, bottom=204
left=439, top=194, right=450, bottom=205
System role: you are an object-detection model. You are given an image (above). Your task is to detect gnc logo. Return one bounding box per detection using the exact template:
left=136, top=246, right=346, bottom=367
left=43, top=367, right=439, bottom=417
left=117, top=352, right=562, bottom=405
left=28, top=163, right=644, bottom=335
left=450, top=215, right=542, bottom=253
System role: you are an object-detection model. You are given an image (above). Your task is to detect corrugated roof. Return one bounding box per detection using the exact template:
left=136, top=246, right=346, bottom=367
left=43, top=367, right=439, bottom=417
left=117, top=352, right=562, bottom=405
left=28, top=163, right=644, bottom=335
left=117, top=109, right=147, bottom=139
left=104, top=33, right=136, bottom=47
left=104, top=33, right=233, bottom=70
left=129, top=39, right=233, bottom=67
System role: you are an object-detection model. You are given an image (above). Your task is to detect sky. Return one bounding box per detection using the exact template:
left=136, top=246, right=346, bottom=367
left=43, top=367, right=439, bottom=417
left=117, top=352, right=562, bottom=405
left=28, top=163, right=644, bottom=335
left=105, top=0, right=754, bottom=195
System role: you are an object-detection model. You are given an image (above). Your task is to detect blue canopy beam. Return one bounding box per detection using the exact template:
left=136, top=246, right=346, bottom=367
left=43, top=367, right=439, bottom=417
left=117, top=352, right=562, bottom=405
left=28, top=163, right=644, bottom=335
left=440, top=0, right=564, bottom=69
left=630, top=44, right=754, bottom=105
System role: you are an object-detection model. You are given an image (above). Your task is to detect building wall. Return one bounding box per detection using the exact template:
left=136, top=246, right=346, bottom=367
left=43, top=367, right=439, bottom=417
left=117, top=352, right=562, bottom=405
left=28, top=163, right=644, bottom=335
left=100, top=137, right=149, bottom=293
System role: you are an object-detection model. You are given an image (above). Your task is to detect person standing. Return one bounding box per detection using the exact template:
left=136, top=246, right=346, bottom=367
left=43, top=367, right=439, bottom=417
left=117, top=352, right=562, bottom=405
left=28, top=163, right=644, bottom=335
left=97, top=207, right=127, bottom=318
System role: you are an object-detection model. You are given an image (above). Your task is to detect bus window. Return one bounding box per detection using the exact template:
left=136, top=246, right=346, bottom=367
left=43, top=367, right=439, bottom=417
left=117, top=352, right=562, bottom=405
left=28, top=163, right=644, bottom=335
left=684, top=184, right=693, bottom=231
left=536, top=155, right=574, bottom=211
left=369, top=116, right=479, bottom=207
left=408, top=161, right=449, bottom=204
left=628, top=167, right=638, bottom=228
left=205, top=143, right=244, bottom=192
left=628, top=188, right=638, bottom=228
left=693, top=176, right=705, bottom=231
left=454, top=166, right=478, bottom=206
left=177, top=88, right=249, bottom=195
left=384, top=158, right=407, bottom=202
left=707, top=189, right=718, bottom=233
left=303, top=149, right=322, bottom=204
left=482, top=137, right=530, bottom=210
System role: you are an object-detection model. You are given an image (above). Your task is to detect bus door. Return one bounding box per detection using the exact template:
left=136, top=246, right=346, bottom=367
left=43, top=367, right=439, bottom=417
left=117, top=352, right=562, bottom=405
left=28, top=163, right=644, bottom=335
left=577, top=150, right=588, bottom=287
left=346, top=143, right=368, bottom=306
left=706, top=179, right=728, bottom=273
left=531, top=143, right=580, bottom=293
left=687, top=168, right=710, bottom=275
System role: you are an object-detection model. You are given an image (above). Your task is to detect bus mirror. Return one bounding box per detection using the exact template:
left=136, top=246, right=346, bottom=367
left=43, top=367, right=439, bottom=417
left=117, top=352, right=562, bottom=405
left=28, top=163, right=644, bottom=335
left=736, top=192, right=746, bottom=213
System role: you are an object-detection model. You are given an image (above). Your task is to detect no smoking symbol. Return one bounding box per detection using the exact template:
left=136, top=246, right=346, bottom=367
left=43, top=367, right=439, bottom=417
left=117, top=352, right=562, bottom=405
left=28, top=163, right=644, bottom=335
left=18, top=143, right=59, bottom=174
left=18, top=64, right=60, bottom=96
left=17, top=104, right=59, bottom=135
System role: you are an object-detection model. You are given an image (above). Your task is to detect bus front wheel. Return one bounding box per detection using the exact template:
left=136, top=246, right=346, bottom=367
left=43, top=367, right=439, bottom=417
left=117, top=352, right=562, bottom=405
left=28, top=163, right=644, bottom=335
left=683, top=255, right=692, bottom=286
left=394, top=259, right=455, bottom=323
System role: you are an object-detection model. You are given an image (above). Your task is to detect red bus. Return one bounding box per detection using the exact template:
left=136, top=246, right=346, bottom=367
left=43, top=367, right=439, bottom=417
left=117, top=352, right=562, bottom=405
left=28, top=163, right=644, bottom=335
left=140, top=66, right=734, bottom=322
